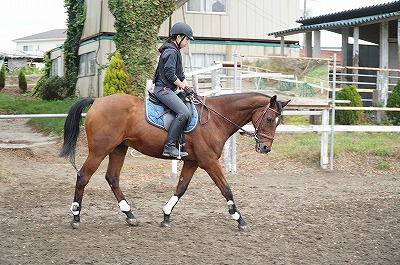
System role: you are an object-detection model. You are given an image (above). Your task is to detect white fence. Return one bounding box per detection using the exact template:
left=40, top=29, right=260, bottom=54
left=1, top=53, right=399, bottom=173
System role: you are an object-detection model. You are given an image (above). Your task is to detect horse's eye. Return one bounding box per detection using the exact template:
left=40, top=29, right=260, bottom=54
left=266, top=116, right=273, bottom=123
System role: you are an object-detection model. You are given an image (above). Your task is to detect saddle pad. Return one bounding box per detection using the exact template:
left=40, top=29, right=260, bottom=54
left=145, top=99, right=198, bottom=133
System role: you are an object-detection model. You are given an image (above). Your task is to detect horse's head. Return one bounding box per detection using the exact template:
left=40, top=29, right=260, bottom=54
left=252, top=95, right=290, bottom=154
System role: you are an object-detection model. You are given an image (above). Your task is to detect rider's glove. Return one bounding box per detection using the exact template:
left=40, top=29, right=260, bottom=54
left=183, top=86, right=195, bottom=96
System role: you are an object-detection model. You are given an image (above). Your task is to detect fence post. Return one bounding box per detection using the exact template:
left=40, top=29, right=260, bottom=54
left=211, top=65, right=221, bottom=95
left=330, top=54, right=337, bottom=171
left=320, top=109, right=329, bottom=169
left=225, top=51, right=239, bottom=173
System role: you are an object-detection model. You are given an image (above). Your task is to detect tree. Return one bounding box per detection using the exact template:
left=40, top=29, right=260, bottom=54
left=103, top=52, right=133, bottom=96
left=108, top=0, right=189, bottom=98
left=0, top=64, right=5, bottom=91
left=335, top=85, right=363, bottom=125
left=386, top=80, right=400, bottom=125
left=18, top=70, right=28, bottom=93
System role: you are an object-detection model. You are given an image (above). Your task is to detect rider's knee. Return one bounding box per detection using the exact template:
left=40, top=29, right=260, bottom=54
left=176, top=112, right=190, bottom=122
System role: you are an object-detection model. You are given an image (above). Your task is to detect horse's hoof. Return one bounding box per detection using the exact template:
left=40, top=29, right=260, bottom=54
left=160, top=221, right=170, bottom=228
left=126, top=218, right=139, bottom=226
left=70, top=221, right=80, bottom=229
left=238, top=224, right=248, bottom=230
left=238, top=220, right=248, bottom=230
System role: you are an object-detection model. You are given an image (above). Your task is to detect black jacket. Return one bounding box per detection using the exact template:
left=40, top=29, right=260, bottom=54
left=153, top=42, right=185, bottom=90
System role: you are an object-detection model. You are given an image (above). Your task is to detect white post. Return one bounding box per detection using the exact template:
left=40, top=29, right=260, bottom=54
left=171, top=160, right=178, bottom=178
left=330, top=54, right=337, bottom=171
left=146, top=79, right=153, bottom=96
left=231, top=51, right=239, bottom=173
left=320, top=109, right=329, bottom=169
left=225, top=51, right=239, bottom=173
left=224, top=141, right=231, bottom=173
left=193, top=75, right=199, bottom=93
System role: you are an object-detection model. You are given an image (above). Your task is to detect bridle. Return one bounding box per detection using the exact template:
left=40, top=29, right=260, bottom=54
left=252, top=103, right=281, bottom=142
left=192, top=94, right=282, bottom=142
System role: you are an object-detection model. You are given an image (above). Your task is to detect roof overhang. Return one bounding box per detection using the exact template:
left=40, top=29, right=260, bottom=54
left=268, top=11, right=400, bottom=38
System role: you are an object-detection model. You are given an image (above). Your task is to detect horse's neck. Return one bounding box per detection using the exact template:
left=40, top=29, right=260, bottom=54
left=207, top=94, right=266, bottom=133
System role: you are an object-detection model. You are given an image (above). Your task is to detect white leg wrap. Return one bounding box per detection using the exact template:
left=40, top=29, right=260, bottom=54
left=118, top=200, right=131, bottom=212
left=231, top=212, right=240, bottom=220
left=163, top=196, right=179, bottom=215
left=227, top=200, right=240, bottom=220
left=227, top=200, right=234, bottom=206
left=70, top=202, right=80, bottom=215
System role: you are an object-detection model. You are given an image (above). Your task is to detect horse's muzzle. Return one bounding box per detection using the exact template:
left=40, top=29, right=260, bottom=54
left=255, top=142, right=271, bottom=154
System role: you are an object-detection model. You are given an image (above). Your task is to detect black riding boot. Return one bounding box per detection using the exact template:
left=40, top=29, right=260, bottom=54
left=163, top=116, right=188, bottom=158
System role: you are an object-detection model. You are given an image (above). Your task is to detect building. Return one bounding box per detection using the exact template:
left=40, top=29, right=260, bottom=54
left=13, top=29, right=67, bottom=57
left=50, top=0, right=301, bottom=97
left=268, top=1, right=400, bottom=106
left=0, top=29, right=67, bottom=71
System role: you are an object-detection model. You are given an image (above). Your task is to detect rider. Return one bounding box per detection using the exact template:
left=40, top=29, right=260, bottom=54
left=153, top=22, right=195, bottom=158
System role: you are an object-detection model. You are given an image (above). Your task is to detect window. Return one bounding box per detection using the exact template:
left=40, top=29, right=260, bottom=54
left=51, top=57, right=60, bottom=76
left=23, top=45, right=33, bottom=52
left=187, top=0, right=227, bottom=14
left=78, top=51, right=96, bottom=76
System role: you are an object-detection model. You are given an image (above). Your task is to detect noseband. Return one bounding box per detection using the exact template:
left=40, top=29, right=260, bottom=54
left=253, top=103, right=282, bottom=142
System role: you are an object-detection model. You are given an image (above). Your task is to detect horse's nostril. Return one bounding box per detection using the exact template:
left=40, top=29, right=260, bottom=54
left=263, top=145, right=270, bottom=153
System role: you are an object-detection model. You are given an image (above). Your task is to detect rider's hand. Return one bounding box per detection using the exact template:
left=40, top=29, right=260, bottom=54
left=183, top=86, right=195, bottom=96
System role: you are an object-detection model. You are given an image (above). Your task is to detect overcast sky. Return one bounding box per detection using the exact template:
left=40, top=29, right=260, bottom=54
left=0, top=0, right=393, bottom=51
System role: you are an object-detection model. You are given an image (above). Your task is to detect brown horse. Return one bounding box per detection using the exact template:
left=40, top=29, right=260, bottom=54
left=60, top=92, right=290, bottom=229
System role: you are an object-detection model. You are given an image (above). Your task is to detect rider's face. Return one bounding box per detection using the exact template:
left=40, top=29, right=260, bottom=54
left=177, top=35, right=190, bottom=48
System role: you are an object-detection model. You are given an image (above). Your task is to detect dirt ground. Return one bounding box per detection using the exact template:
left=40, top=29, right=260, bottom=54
left=0, top=119, right=399, bottom=265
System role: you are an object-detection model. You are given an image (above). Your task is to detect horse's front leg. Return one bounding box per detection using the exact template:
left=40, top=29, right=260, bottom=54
left=161, top=160, right=198, bottom=227
left=106, top=145, right=138, bottom=226
left=203, top=161, right=248, bottom=230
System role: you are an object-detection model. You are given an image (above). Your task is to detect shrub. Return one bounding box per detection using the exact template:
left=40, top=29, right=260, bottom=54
left=33, top=76, right=68, bottom=100
left=18, top=70, right=28, bottom=93
left=103, top=52, right=133, bottom=96
left=0, top=64, right=5, bottom=91
left=335, top=85, right=363, bottom=125
left=386, top=80, right=400, bottom=125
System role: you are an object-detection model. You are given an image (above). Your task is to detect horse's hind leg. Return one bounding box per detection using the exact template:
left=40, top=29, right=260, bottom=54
left=105, top=145, right=138, bottom=226
left=70, top=152, right=106, bottom=229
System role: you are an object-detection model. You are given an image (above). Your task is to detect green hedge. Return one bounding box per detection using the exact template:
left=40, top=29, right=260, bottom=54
left=335, top=85, right=363, bottom=125
left=387, top=80, right=400, bottom=125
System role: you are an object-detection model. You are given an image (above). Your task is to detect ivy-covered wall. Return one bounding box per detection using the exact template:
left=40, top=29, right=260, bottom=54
left=64, top=0, right=86, bottom=97
left=108, top=0, right=176, bottom=98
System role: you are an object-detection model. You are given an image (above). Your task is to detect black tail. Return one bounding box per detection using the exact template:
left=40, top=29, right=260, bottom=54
left=59, top=98, right=95, bottom=170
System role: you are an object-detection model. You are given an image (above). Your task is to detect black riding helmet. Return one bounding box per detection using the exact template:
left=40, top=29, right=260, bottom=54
left=170, top=22, right=194, bottom=40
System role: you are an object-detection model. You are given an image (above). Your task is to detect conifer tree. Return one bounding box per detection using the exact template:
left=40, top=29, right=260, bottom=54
left=103, top=52, right=133, bottom=96
left=0, top=64, right=6, bottom=91
left=18, top=70, right=28, bottom=93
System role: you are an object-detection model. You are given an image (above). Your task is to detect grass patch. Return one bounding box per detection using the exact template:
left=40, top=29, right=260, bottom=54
left=272, top=132, right=400, bottom=163
left=282, top=116, right=310, bottom=125
left=333, top=132, right=398, bottom=156
left=0, top=93, right=78, bottom=135
left=306, top=64, right=328, bottom=81
left=375, top=160, right=391, bottom=170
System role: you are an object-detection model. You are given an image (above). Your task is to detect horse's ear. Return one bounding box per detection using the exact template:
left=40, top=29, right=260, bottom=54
left=270, top=95, right=277, bottom=106
left=281, top=99, right=291, bottom=108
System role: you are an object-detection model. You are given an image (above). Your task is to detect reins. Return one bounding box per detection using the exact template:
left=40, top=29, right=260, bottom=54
left=191, top=94, right=281, bottom=140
